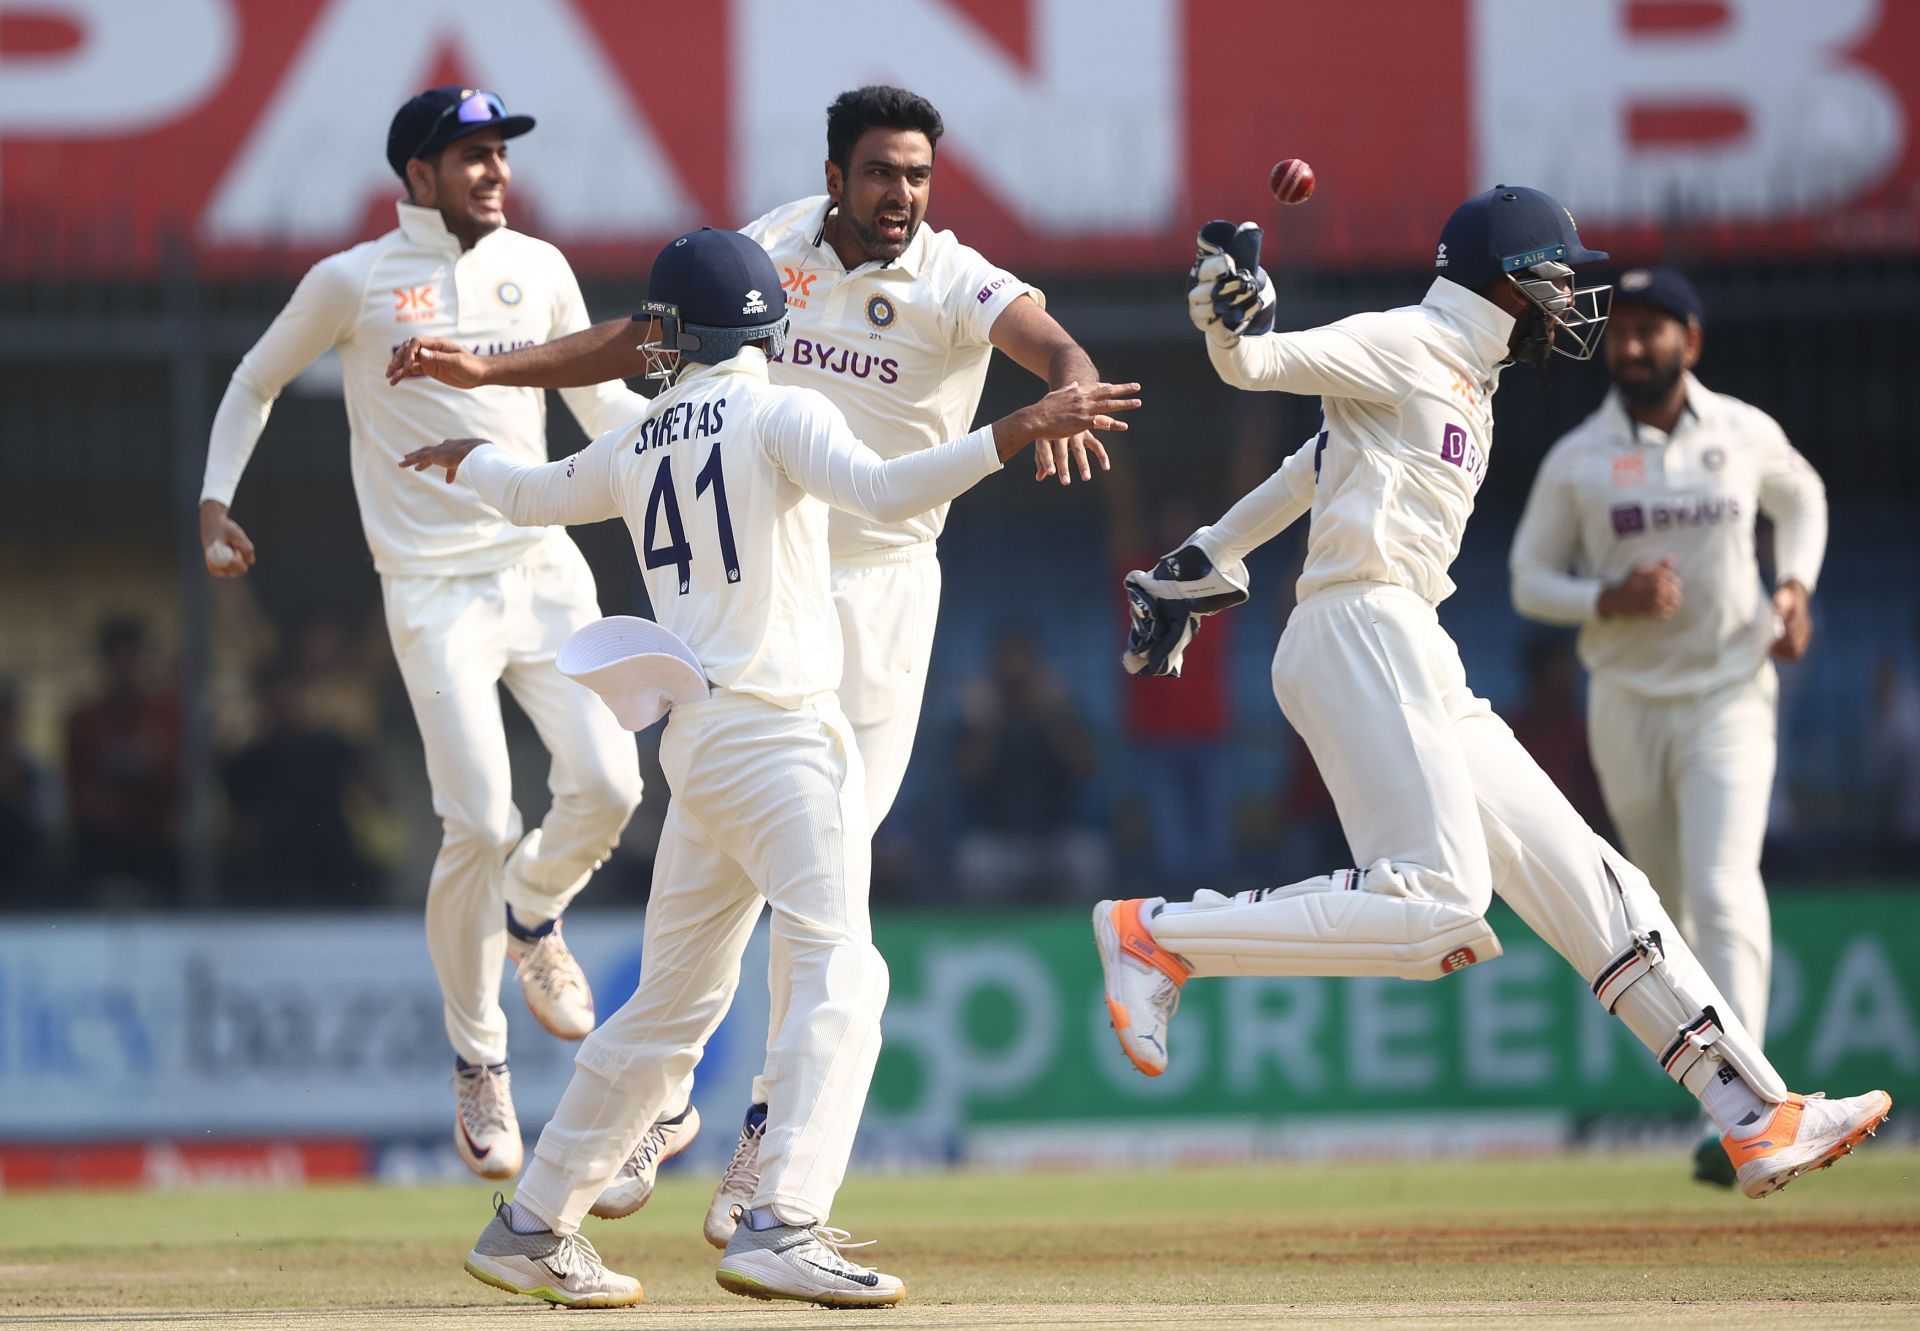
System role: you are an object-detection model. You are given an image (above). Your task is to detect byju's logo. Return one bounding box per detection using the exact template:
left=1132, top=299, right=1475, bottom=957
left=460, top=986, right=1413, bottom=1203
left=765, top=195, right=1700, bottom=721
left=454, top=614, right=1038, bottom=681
left=1611, top=503, right=1647, bottom=535
left=1440, top=423, right=1466, bottom=465
left=741, top=289, right=768, bottom=315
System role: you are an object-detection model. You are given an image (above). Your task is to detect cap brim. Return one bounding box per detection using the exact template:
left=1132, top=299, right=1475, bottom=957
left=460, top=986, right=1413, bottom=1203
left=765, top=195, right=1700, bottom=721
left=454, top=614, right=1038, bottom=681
left=557, top=616, right=706, bottom=731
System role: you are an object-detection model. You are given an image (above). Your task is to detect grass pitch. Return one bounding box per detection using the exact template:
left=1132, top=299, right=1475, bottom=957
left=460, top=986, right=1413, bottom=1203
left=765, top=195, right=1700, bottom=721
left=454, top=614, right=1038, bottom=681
left=2, top=1149, right=1917, bottom=1328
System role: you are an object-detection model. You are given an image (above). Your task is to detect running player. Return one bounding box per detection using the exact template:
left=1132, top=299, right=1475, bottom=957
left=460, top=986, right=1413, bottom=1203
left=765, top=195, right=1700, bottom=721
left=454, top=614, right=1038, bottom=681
left=404, top=226, right=1138, bottom=1307
left=386, top=85, right=1105, bottom=1238
left=1508, top=266, right=1828, bottom=1185
left=198, top=88, right=647, bottom=1181
left=1098, top=192, right=1888, bottom=1200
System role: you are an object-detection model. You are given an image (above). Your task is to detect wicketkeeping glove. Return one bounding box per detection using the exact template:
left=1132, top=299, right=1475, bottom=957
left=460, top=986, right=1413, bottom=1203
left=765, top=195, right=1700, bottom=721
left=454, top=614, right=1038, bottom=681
left=1186, top=219, right=1276, bottom=346
left=1121, top=538, right=1251, bottom=678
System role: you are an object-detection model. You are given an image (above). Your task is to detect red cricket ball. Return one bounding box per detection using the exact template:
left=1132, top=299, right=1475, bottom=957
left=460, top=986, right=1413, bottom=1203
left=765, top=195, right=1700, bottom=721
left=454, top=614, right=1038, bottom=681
left=1269, top=158, right=1316, bottom=205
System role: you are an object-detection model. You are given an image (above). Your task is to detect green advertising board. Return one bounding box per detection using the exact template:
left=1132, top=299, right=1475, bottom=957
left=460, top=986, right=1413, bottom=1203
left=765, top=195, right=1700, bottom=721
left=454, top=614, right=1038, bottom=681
left=863, top=893, right=1919, bottom=1139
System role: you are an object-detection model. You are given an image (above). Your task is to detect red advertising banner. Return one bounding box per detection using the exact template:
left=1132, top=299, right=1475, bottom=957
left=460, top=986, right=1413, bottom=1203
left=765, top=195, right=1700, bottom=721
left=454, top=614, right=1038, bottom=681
left=3, top=0, right=1917, bottom=278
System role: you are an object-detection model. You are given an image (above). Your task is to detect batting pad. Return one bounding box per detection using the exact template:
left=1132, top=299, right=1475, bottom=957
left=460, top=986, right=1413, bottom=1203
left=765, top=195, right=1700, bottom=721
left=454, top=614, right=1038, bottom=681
left=1150, top=882, right=1502, bottom=981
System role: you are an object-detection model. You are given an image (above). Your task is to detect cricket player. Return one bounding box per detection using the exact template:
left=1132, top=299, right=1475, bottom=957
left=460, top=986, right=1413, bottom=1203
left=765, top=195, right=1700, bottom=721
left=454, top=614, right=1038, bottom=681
left=198, top=88, right=647, bottom=1180
left=1097, top=189, right=1888, bottom=1200
left=1508, top=266, right=1828, bottom=1186
left=387, top=85, right=1105, bottom=1239
left=402, top=226, right=1138, bottom=1307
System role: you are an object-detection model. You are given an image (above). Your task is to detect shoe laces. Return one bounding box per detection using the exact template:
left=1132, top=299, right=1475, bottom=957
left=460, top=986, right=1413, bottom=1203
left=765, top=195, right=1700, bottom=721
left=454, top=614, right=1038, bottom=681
left=798, top=1225, right=878, bottom=1278
left=616, top=1119, right=674, bottom=1182
left=519, top=931, right=587, bottom=1005
left=549, top=1230, right=608, bottom=1281
left=455, top=1064, right=513, bottom=1136
left=718, top=1116, right=766, bottom=1193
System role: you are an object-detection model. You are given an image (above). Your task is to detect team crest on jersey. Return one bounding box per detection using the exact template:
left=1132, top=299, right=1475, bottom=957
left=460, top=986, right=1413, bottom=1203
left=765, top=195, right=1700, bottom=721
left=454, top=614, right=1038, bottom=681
left=496, top=280, right=523, bottom=307
left=1702, top=446, right=1726, bottom=472
left=1611, top=453, right=1646, bottom=487
left=865, top=294, right=897, bottom=330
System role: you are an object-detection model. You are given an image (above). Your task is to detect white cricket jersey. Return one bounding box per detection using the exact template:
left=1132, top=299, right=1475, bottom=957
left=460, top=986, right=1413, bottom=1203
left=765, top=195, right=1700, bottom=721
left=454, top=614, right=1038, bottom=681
left=1194, top=278, right=1513, bottom=607
left=459, top=347, right=1002, bottom=708
left=201, top=202, right=651, bottom=576
left=1509, top=372, right=1827, bottom=699
left=740, top=196, right=1032, bottom=557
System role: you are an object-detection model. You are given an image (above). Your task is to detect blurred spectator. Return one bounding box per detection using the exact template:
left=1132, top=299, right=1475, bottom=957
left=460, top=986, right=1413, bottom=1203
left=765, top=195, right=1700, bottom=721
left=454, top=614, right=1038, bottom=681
left=1870, top=613, right=1920, bottom=865
left=0, top=683, right=56, bottom=902
left=1507, top=633, right=1612, bottom=839
left=953, top=631, right=1106, bottom=901
left=65, top=615, right=181, bottom=904
left=221, top=661, right=385, bottom=906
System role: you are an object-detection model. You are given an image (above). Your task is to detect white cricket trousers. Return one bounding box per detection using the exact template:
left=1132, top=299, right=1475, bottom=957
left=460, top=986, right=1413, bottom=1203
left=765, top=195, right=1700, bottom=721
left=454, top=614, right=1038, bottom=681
left=1588, top=666, right=1777, bottom=1040
left=1153, top=582, right=1781, bottom=1099
left=515, top=690, right=888, bottom=1235
left=740, top=544, right=941, bottom=1107
left=382, top=536, right=642, bottom=1067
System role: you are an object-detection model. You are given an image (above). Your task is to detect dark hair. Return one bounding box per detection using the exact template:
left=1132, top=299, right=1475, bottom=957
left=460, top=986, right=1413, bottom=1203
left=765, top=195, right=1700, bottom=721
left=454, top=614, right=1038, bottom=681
left=825, top=85, right=943, bottom=172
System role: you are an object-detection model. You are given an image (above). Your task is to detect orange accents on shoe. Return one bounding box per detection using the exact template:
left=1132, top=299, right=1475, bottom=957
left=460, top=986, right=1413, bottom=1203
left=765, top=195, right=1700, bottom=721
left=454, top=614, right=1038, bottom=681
left=1724, top=1090, right=1893, bottom=1199
left=1111, top=898, right=1191, bottom=987
left=1722, top=1096, right=1807, bottom=1170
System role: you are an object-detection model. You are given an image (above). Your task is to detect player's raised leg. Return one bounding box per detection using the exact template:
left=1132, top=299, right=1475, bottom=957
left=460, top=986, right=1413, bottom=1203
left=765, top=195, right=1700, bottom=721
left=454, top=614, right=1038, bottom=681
left=1096, top=586, right=1501, bottom=1076
left=498, top=542, right=643, bottom=1038
left=1458, top=703, right=1890, bottom=1198
left=384, top=571, right=526, bottom=1178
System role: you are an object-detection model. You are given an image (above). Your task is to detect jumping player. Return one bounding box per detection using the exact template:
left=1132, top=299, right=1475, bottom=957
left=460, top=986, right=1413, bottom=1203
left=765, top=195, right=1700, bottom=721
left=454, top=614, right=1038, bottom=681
left=403, top=226, right=1138, bottom=1307
left=1098, top=190, right=1888, bottom=1200
left=387, top=85, right=1106, bottom=1239
left=1509, top=266, right=1828, bottom=1185
left=199, top=88, right=647, bottom=1181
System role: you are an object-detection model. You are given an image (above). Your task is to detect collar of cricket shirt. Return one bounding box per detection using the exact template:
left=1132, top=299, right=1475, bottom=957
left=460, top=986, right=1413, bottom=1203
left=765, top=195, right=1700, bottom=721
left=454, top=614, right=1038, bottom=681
left=395, top=200, right=499, bottom=256
left=1608, top=369, right=1706, bottom=448
left=809, top=199, right=928, bottom=279
left=681, top=343, right=772, bottom=386
left=1420, top=277, right=1515, bottom=374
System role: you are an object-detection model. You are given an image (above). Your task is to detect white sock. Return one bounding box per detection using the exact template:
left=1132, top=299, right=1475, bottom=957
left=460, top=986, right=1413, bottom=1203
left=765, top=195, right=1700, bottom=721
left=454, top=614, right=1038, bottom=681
left=506, top=1201, right=551, bottom=1234
left=1698, top=1064, right=1770, bottom=1137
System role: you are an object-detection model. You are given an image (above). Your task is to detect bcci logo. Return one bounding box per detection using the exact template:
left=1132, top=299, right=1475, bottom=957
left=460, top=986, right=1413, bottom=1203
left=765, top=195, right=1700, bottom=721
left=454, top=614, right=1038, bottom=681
left=865, top=294, right=896, bottom=330
left=742, top=289, right=769, bottom=315
left=496, top=280, right=522, bottom=307
left=1441, top=948, right=1478, bottom=973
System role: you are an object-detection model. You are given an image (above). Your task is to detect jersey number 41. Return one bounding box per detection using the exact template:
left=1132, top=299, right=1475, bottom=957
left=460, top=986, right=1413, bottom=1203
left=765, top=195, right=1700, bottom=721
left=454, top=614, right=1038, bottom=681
left=644, top=444, right=740, bottom=595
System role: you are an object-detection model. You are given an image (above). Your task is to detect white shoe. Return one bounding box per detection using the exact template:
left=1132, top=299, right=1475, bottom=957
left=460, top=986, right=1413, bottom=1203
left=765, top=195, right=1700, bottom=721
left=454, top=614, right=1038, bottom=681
left=716, top=1218, right=904, bottom=1308
left=703, top=1103, right=767, bottom=1249
left=1725, top=1089, right=1893, bottom=1199
left=507, top=918, right=595, bottom=1040
left=590, top=1103, right=702, bottom=1219
left=465, top=1193, right=643, bottom=1308
left=1092, top=898, right=1189, bottom=1077
left=452, top=1060, right=523, bottom=1180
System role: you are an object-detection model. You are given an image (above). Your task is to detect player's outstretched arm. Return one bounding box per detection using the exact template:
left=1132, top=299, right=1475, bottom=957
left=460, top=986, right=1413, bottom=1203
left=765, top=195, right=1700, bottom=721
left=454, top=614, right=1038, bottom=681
left=397, top=430, right=622, bottom=528
left=767, top=381, right=1140, bottom=525
left=386, top=317, right=651, bottom=390
left=988, top=294, right=1111, bottom=486
left=1190, top=433, right=1319, bottom=566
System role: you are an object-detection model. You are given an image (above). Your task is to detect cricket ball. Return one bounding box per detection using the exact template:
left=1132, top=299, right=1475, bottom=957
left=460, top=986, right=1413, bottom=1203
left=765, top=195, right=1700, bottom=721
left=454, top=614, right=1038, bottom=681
left=1269, top=158, right=1316, bottom=205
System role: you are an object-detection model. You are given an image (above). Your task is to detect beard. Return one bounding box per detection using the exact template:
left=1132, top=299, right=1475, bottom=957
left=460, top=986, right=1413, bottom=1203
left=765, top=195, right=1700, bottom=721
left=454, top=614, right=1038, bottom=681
left=846, top=208, right=918, bottom=261
left=1614, top=360, right=1685, bottom=406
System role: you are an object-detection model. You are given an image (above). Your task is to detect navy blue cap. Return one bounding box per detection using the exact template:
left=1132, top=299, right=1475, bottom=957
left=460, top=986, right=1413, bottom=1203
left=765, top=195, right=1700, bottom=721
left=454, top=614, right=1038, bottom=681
left=647, top=229, right=786, bottom=330
left=1611, top=266, right=1703, bottom=325
left=1435, top=185, right=1609, bottom=290
left=387, top=87, right=534, bottom=177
